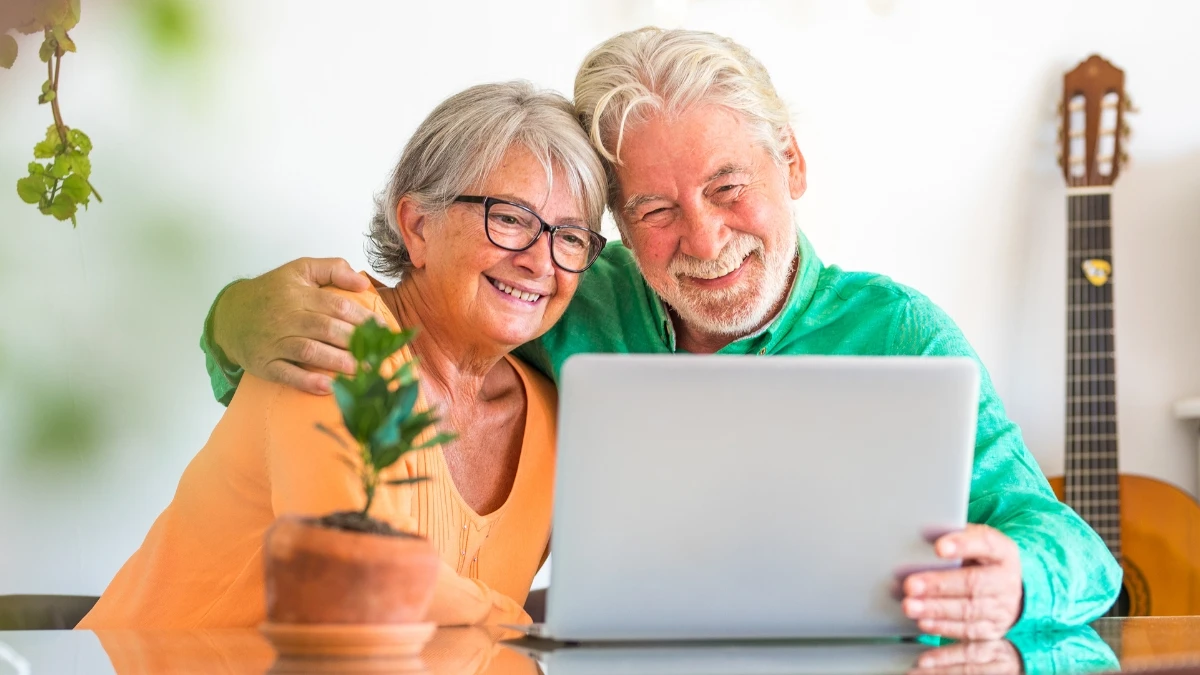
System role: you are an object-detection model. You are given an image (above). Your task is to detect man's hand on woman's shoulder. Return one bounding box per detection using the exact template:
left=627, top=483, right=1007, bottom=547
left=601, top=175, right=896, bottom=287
left=213, top=257, right=381, bottom=395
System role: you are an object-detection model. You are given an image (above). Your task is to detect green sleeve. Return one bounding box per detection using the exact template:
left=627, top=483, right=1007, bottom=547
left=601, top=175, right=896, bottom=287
left=1008, top=626, right=1118, bottom=674
left=201, top=281, right=245, bottom=407
left=888, top=294, right=1122, bottom=631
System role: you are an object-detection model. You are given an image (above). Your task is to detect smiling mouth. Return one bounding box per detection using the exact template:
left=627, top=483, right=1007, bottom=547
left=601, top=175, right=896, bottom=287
left=685, top=252, right=754, bottom=281
left=488, top=276, right=544, bottom=303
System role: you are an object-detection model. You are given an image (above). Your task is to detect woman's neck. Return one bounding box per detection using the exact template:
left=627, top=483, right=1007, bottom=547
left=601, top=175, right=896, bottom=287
left=381, top=276, right=510, bottom=407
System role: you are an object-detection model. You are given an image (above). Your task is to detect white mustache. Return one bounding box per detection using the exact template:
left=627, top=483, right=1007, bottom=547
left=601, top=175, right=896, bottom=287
left=668, top=233, right=763, bottom=280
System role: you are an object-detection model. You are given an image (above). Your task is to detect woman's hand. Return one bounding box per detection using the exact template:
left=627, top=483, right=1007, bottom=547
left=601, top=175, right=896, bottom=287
left=213, top=257, right=381, bottom=395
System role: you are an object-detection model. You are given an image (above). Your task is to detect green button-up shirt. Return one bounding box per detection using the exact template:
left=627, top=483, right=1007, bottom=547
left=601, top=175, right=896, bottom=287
left=202, top=231, right=1121, bottom=631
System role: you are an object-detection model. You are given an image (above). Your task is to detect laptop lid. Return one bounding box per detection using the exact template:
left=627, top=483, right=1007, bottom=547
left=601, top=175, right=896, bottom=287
left=546, top=355, right=979, bottom=641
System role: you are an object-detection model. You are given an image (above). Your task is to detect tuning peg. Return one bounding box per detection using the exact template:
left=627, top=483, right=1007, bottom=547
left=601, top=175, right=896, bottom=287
left=1119, top=151, right=1130, bottom=167
left=1123, top=96, right=1139, bottom=114
left=1056, top=152, right=1065, bottom=168
left=1120, top=123, right=1132, bottom=139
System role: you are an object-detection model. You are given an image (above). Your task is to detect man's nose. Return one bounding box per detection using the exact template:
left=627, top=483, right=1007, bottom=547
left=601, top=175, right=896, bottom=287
left=678, top=205, right=733, bottom=261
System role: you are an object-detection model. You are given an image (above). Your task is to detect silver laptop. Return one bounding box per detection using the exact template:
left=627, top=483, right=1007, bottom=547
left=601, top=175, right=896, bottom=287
left=520, top=354, right=979, bottom=642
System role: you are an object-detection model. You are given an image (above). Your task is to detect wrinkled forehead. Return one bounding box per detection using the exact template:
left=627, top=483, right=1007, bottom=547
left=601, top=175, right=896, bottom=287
left=612, top=105, right=777, bottom=192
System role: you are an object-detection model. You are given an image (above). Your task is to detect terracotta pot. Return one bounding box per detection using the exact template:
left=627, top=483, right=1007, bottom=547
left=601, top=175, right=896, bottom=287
left=264, top=515, right=439, bottom=625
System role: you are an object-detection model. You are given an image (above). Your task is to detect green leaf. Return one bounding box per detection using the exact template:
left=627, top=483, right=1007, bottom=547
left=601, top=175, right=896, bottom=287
left=16, top=177, right=45, bottom=204
left=0, top=34, right=16, bottom=69
left=43, top=0, right=70, bottom=26
left=314, top=422, right=351, bottom=450
left=412, top=432, right=458, bottom=451
left=48, top=194, right=77, bottom=221
left=60, top=174, right=90, bottom=204
left=64, top=0, right=82, bottom=31
left=51, top=27, right=75, bottom=52
left=28, top=162, right=45, bottom=176
left=39, top=90, right=56, bottom=104
left=39, top=38, right=54, bottom=63
left=42, top=80, right=52, bottom=95
left=68, top=128, right=92, bottom=154
left=34, top=125, right=61, bottom=158
left=386, top=477, right=430, bottom=486
left=33, top=139, right=58, bottom=158
left=71, top=154, right=91, bottom=180
left=49, top=153, right=72, bottom=179
left=372, top=444, right=403, bottom=471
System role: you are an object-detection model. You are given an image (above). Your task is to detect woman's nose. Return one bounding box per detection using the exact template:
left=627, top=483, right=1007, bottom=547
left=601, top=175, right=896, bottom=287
left=511, top=231, right=556, bottom=276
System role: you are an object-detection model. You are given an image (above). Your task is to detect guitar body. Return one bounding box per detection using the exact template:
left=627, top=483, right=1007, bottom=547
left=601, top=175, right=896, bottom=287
left=1047, top=473, right=1200, bottom=615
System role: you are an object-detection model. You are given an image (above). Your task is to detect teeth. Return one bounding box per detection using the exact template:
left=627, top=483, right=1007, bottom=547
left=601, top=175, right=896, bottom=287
left=491, top=278, right=541, bottom=303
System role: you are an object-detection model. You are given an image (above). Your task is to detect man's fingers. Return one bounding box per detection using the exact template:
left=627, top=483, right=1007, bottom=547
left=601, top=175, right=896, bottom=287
left=915, top=618, right=1005, bottom=641
left=935, top=525, right=1014, bottom=565
left=307, top=287, right=381, bottom=328
left=292, top=306, right=359, bottom=350
left=297, top=257, right=370, bottom=292
left=912, top=639, right=1015, bottom=669
left=262, top=360, right=333, bottom=396
left=905, top=566, right=1001, bottom=599
left=903, top=597, right=1008, bottom=623
left=277, top=337, right=357, bottom=375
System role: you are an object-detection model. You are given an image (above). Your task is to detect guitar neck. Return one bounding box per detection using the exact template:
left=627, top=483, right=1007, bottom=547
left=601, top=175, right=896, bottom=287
left=1064, top=190, right=1122, bottom=558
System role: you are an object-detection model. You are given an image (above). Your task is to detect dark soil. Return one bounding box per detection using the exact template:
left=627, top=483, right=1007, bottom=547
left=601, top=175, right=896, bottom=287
left=311, top=511, right=420, bottom=538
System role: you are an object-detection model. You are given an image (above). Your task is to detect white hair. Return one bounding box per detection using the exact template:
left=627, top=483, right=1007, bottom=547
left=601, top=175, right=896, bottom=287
left=573, top=27, right=793, bottom=217
left=367, top=81, right=607, bottom=278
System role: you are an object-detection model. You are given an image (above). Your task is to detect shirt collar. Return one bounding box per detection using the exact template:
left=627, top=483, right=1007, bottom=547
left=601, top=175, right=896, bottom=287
left=646, top=229, right=824, bottom=354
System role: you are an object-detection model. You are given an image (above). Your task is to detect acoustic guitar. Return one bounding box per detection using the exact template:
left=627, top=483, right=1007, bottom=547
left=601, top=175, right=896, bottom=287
left=1045, top=55, right=1200, bottom=617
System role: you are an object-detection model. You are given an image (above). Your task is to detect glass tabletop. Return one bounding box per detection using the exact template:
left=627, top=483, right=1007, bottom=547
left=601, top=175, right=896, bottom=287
left=1, top=618, right=1198, bottom=674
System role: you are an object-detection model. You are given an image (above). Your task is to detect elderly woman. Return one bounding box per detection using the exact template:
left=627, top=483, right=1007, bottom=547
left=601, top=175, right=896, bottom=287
left=76, top=81, right=607, bottom=629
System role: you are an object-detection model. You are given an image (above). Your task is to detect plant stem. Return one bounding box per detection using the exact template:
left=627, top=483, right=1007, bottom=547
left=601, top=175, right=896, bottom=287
left=46, top=34, right=103, bottom=204
left=361, top=478, right=376, bottom=518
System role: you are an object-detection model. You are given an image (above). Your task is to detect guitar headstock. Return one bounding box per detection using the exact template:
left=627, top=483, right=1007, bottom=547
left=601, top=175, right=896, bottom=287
left=1058, top=55, right=1131, bottom=188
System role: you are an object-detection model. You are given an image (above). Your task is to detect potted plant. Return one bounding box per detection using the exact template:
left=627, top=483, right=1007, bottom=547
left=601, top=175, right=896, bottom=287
left=261, top=318, right=454, bottom=656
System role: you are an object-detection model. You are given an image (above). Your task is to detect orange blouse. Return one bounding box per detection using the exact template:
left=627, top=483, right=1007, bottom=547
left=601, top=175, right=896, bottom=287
left=78, top=284, right=556, bottom=629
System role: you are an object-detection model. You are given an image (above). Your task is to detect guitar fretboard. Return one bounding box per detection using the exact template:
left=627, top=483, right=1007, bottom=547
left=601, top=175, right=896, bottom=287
left=1064, top=192, right=1122, bottom=559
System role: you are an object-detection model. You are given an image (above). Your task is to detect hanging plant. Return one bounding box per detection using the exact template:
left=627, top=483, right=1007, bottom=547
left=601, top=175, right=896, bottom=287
left=2, top=0, right=101, bottom=227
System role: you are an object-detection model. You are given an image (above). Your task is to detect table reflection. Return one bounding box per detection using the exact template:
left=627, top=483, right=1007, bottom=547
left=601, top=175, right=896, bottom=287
left=60, top=620, right=1198, bottom=675
left=514, top=626, right=1116, bottom=675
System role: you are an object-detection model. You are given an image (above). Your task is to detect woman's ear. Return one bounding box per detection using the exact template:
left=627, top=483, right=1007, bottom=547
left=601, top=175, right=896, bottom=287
left=395, top=197, right=427, bottom=269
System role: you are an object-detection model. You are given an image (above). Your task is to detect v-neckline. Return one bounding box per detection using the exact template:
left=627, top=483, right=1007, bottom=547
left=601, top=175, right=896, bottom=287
left=371, top=278, right=534, bottom=526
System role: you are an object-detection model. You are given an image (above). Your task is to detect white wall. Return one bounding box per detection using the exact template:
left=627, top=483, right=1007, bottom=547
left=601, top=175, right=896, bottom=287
left=2, top=0, right=1198, bottom=595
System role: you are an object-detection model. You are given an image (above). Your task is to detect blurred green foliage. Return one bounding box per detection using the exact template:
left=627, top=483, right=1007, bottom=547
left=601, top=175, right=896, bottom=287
left=133, top=0, right=203, bottom=58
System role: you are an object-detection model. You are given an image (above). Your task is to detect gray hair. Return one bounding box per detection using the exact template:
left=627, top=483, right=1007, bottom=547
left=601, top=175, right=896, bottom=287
left=367, top=81, right=607, bottom=278
left=574, top=27, right=793, bottom=219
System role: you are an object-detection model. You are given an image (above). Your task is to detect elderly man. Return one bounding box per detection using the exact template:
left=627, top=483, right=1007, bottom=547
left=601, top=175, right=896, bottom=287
left=199, top=28, right=1120, bottom=638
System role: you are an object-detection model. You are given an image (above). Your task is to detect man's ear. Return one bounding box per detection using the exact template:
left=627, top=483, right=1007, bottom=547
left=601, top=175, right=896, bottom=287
left=782, top=126, right=807, bottom=200
left=395, top=197, right=427, bottom=269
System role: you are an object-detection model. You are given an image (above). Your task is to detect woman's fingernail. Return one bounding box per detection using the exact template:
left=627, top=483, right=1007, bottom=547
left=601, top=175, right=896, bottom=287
left=906, top=600, right=924, bottom=616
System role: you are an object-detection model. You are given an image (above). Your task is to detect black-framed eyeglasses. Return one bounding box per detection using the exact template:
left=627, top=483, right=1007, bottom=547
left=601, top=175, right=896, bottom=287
left=453, top=195, right=606, bottom=273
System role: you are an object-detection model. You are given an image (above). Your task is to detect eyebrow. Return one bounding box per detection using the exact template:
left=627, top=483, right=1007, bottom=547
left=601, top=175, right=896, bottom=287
left=706, top=163, right=752, bottom=182
left=492, top=193, right=586, bottom=227
left=621, top=163, right=754, bottom=215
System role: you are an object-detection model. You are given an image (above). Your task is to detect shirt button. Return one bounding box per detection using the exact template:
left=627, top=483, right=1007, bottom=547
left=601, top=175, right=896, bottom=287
left=463, top=524, right=468, bottom=530
left=758, top=348, right=766, bottom=355
left=460, top=551, right=466, bottom=556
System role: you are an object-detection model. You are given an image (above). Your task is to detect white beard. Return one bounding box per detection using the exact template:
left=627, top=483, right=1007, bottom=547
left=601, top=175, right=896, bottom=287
left=637, top=228, right=798, bottom=338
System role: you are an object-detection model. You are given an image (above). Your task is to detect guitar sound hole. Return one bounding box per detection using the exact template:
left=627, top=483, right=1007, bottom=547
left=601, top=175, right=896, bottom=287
left=1108, top=584, right=1131, bottom=617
